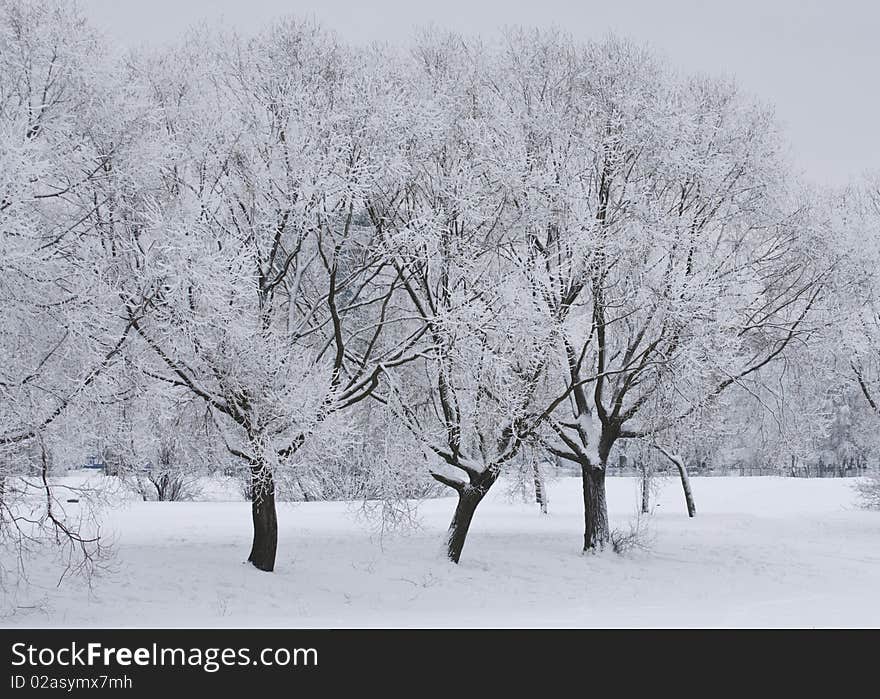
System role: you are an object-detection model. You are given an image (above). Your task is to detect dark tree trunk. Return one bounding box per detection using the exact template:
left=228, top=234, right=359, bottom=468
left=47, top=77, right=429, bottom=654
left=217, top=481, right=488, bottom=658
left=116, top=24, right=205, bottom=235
left=581, top=428, right=616, bottom=552
left=582, top=464, right=609, bottom=551
left=640, top=464, right=650, bottom=514
left=248, top=463, right=278, bottom=572
left=533, top=461, right=548, bottom=514
left=446, top=488, right=485, bottom=563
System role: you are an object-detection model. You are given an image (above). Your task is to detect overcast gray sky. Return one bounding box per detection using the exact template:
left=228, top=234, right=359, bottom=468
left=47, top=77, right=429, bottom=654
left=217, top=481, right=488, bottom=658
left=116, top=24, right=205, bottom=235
left=83, top=0, right=879, bottom=187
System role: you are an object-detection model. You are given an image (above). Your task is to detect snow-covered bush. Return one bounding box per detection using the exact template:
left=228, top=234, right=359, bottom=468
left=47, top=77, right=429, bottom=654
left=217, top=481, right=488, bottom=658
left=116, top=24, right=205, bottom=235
left=854, top=472, right=880, bottom=510
left=131, top=443, right=203, bottom=503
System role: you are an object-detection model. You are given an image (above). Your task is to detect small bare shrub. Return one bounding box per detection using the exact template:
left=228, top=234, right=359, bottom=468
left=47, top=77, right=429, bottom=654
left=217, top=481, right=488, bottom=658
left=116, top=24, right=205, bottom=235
left=609, top=515, right=653, bottom=555
left=131, top=445, right=202, bottom=502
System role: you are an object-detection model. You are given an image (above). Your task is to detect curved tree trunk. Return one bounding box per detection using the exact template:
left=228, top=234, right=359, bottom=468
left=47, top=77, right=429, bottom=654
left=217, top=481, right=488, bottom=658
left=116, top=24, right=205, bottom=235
left=248, top=462, right=278, bottom=572
left=446, top=488, right=485, bottom=563
left=582, top=464, right=609, bottom=551
left=436, top=461, right=503, bottom=564
left=654, top=445, right=696, bottom=518
left=676, top=460, right=696, bottom=518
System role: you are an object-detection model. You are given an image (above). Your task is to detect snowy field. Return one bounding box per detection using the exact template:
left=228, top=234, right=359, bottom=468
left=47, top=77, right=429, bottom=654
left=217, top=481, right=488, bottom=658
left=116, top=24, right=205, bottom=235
left=2, top=475, right=879, bottom=628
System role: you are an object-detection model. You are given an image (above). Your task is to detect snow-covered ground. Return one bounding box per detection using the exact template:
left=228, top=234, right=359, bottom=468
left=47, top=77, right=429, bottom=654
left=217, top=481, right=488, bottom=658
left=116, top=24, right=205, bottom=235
left=3, top=475, right=879, bottom=628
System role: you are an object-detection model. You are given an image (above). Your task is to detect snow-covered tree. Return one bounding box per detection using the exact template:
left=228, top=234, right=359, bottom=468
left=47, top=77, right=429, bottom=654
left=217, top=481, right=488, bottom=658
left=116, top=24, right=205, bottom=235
left=0, top=0, right=155, bottom=585
left=121, top=23, right=424, bottom=571
left=370, top=31, right=597, bottom=562
left=496, top=30, right=837, bottom=551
